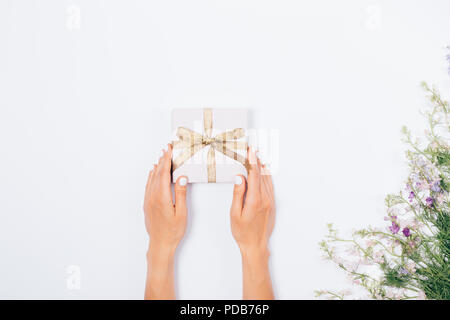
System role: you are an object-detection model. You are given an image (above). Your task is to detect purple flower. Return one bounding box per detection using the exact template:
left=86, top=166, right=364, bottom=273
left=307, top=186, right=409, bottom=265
left=389, top=221, right=400, bottom=234
left=408, top=191, right=415, bottom=202
left=399, top=267, right=409, bottom=275
left=425, top=197, right=434, bottom=207
left=402, top=227, right=411, bottom=237
left=430, top=181, right=441, bottom=193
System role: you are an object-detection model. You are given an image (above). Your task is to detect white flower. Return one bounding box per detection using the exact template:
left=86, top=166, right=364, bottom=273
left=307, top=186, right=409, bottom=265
left=345, top=245, right=360, bottom=256
left=343, top=261, right=359, bottom=272
left=430, top=141, right=439, bottom=150
left=366, top=240, right=376, bottom=248
left=385, top=289, right=394, bottom=299
left=398, top=218, right=409, bottom=229
left=436, top=193, right=444, bottom=205
left=417, top=291, right=426, bottom=300
left=409, top=219, right=419, bottom=230
left=359, top=258, right=373, bottom=266
left=373, top=251, right=384, bottom=263
left=406, top=261, right=416, bottom=274
left=340, top=289, right=352, bottom=296
left=399, top=217, right=417, bottom=229
left=394, top=292, right=403, bottom=300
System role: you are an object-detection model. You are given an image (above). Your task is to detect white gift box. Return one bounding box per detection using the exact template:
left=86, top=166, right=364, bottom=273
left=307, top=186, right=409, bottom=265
left=171, top=108, right=248, bottom=183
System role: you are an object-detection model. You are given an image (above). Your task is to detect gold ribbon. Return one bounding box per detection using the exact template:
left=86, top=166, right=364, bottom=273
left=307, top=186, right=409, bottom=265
left=172, top=108, right=249, bottom=183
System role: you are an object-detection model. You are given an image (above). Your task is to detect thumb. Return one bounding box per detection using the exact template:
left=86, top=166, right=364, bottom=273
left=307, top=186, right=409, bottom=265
left=230, top=175, right=246, bottom=217
left=174, top=176, right=188, bottom=216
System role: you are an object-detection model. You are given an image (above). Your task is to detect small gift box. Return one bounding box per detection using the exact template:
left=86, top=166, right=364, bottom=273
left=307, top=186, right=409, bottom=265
left=171, top=108, right=249, bottom=183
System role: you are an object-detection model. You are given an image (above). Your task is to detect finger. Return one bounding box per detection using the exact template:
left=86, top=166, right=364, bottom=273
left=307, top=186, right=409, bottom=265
left=145, top=169, right=154, bottom=196
left=152, top=149, right=173, bottom=205
left=174, top=176, right=188, bottom=216
left=155, top=148, right=166, bottom=175
left=230, top=175, right=246, bottom=217
left=144, top=169, right=155, bottom=209
left=160, top=144, right=173, bottom=178
left=261, top=165, right=274, bottom=202
left=247, top=147, right=261, bottom=197
left=262, top=164, right=273, bottom=189
left=248, top=146, right=259, bottom=168
left=148, top=164, right=157, bottom=189
left=257, top=156, right=263, bottom=189
left=149, top=169, right=154, bottom=181
left=155, top=147, right=172, bottom=190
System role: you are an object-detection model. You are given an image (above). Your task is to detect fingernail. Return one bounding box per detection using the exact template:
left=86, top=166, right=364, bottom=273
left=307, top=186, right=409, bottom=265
left=234, top=175, right=242, bottom=185
left=179, top=177, right=187, bottom=186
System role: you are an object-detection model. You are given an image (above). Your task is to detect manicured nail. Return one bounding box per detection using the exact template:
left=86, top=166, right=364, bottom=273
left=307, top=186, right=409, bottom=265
left=179, top=177, right=187, bottom=186
left=234, top=175, right=243, bottom=185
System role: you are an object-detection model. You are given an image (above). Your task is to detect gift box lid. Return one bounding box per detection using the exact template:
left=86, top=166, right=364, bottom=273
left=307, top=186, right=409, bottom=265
left=171, top=108, right=248, bottom=183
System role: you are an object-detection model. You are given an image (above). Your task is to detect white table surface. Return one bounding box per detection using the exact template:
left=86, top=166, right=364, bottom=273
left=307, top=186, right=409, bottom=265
left=0, top=0, right=449, bottom=299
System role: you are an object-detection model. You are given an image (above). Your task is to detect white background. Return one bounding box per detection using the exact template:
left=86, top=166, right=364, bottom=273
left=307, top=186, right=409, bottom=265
left=0, top=0, right=449, bottom=299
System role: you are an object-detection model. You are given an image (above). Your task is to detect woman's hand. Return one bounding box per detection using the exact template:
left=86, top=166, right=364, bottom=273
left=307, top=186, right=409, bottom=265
left=144, top=144, right=188, bottom=253
left=230, top=148, right=275, bottom=256
left=144, top=144, right=188, bottom=299
left=230, top=148, right=275, bottom=299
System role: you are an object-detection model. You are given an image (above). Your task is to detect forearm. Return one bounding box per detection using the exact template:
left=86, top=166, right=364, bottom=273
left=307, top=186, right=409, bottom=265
left=241, top=248, right=274, bottom=300
left=145, top=243, right=176, bottom=300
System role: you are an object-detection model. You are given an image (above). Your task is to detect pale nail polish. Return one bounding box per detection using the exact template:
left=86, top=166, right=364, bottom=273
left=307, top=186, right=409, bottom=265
left=179, top=177, right=187, bottom=186
left=234, top=176, right=242, bottom=185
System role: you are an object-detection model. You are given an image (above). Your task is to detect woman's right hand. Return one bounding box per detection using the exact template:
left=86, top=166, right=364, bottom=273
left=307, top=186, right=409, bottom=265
left=229, top=148, right=275, bottom=300
left=230, top=148, right=275, bottom=255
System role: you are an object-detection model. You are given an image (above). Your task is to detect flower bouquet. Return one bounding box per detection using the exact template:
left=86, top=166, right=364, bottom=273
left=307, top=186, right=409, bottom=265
left=317, top=81, right=449, bottom=300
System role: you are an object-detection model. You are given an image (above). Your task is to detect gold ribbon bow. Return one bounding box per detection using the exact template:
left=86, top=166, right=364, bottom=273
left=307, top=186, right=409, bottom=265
left=172, top=108, right=249, bottom=183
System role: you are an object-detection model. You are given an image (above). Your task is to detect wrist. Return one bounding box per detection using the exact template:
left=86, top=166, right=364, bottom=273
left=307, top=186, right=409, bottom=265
left=146, top=242, right=176, bottom=282
left=239, top=245, right=270, bottom=264
left=145, top=241, right=176, bottom=299
left=147, top=241, right=177, bottom=262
